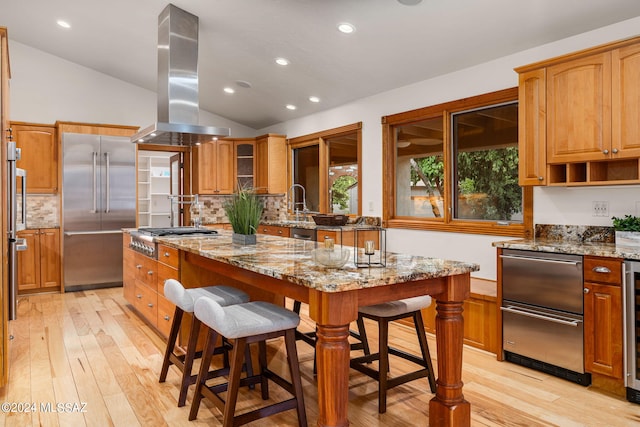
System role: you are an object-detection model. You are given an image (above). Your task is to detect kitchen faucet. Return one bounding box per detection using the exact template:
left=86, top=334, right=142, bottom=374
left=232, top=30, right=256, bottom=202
left=287, top=184, right=308, bottom=221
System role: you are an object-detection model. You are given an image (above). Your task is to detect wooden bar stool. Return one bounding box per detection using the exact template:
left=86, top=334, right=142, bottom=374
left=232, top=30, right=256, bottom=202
left=159, top=279, right=250, bottom=407
left=189, top=297, right=307, bottom=427
left=350, top=295, right=436, bottom=413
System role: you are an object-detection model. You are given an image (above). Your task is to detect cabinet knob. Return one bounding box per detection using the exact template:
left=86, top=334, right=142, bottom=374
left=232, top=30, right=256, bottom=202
left=147, top=303, right=154, bottom=308
left=136, top=264, right=142, bottom=269
left=612, top=148, right=619, bottom=154
left=147, top=270, right=153, bottom=275
left=164, top=315, right=170, bottom=321
left=538, top=176, right=543, bottom=181
left=164, top=252, right=170, bottom=257
left=278, top=230, right=282, bottom=234
left=583, top=288, right=590, bottom=294
left=603, top=149, right=609, bottom=155
left=136, top=294, right=142, bottom=299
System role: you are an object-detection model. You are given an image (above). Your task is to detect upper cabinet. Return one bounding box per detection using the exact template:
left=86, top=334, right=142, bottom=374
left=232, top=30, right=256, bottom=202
left=11, top=123, right=58, bottom=193
left=517, top=36, right=640, bottom=186
left=192, top=139, right=234, bottom=194
left=255, top=134, right=286, bottom=194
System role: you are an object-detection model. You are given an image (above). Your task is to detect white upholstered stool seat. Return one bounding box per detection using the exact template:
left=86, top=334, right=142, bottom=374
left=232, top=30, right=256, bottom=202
left=350, top=295, right=436, bottom=414
left=189, top=297, right=307, bottom=427
left=159, top=279, right=250, bottom=407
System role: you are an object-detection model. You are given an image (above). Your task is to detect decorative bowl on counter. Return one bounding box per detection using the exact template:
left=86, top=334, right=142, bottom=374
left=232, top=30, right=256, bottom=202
left=312, top=214, right=349, bottom=226
left=312, top=247, right=351, bottom=268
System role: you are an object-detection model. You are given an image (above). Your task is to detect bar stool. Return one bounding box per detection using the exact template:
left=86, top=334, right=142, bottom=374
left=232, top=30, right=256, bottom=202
left=189, top=297, right=307, bottom=427
left=159, top=279, right=251, bottom=407
left=349, top=295, right=437, bottom=413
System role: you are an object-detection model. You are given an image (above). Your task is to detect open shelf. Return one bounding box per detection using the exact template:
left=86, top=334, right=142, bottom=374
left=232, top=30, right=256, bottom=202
left=548, top=159, right=640, bottom=186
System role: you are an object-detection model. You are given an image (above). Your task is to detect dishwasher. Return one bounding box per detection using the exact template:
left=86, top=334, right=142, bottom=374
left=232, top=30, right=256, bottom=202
left=500, top=249, right=591, bottom=385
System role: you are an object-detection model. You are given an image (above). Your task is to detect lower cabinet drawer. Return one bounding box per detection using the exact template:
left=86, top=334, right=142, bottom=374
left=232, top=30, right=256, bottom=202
left=134, top=282, right=158, bottom=327
left=157, top=263, right=179, bottom=296
left=157, top=295, right=175, bottom=338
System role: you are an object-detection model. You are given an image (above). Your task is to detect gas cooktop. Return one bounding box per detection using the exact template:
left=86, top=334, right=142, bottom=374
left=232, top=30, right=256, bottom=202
left=137, top=227, right=219, bottom=237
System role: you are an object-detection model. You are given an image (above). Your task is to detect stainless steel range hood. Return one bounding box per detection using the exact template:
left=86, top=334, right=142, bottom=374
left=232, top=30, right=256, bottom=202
left=132, top=4, right=230, bottom=146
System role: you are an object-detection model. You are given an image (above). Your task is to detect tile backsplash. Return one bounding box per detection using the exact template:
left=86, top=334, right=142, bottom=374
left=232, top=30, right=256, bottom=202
left=199, top=194, right=287, bottom=225
left=24, top=194, right=59, bottom=228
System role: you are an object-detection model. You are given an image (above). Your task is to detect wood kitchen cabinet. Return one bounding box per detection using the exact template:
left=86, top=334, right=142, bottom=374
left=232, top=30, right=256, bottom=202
left=192, top=139, right=234, bottom=194
left=583, top=256, right=623, bottom=380
left=517, top=36, right=640, bottom=186
left=17, top=228, right=60, bottom=292
left=258, top=224, right=290, bottom=238
left=11, top=123, right=58, bottom=193
left=255, top=134, right=287, bottom=194
left=235, top=139, right=255, bottom=189
left=518, top=69, right=546, bottom=185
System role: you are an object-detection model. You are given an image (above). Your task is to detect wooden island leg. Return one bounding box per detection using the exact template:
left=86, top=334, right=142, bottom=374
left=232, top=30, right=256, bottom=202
left=315, top=324, right=351, bottom=427
left=429, top=274, right=471, bottom=427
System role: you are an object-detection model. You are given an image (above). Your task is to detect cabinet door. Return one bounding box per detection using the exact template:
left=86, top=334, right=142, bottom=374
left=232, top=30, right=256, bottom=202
left=17, top=230, right=40, bottom=291
left=518, top=69, right=546, bottom=185
left=546, top=52, right=612, bottom=163
left=39, top=228, right=60, bottom=288
left=193, top=141, right=217, bottom=194
left=12, top=124, right=58, bottom=193
left=215, top=139, right=235, bottom=194
left=235, top=141, right=255, bottom=189
left=584, top=282, right=623, bottom=379
left=612, top=43, right=640, bottom=158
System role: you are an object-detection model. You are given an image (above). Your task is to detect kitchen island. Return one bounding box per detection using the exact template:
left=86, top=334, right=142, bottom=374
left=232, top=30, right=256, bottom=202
left=147, top=230, right=479, bottom=427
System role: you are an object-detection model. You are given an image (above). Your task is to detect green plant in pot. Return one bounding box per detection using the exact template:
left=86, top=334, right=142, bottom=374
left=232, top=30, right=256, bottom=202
left=224, top=187, right=264, bottom=245
left=612, top=214, right=640, bottom=249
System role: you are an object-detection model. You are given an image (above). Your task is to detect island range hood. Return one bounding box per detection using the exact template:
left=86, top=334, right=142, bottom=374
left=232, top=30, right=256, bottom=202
left=132, top=4, right=230, bottom=146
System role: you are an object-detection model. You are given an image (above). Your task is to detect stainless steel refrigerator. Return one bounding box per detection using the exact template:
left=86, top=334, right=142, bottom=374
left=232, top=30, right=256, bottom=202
left=7, top=139, right=27, bottom=320
left=62, top=133, right=135, bottom=291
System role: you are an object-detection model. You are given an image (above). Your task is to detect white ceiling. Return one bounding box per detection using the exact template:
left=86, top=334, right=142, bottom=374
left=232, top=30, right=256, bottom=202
left=3, top=0, right=640, bottom=129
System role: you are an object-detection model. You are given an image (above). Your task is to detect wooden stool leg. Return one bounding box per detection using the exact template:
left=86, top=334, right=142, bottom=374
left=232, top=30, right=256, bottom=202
left=284, top=329, right=308, bottom=427
left=356, top=315, right=370, bottom=356
left=178, top=315, right=201, bottom=407
left=258, top=340, right=269, bottom=400
left=378, top=318, right=390, bottom=414
left=414, top=311, right=436, bottom=392
left=223, top=337, right=249, bottom=427
left=188, top=328, right=218, bottom=421
left=159, top=308, right=184, bottom=382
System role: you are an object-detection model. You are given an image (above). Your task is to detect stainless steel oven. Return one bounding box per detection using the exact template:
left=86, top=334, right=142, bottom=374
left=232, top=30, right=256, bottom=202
left=500, top=249, right=590, bottom=385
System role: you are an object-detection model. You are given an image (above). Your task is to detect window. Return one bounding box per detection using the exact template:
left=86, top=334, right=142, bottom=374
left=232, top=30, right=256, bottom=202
left=383, top=88, right=532, bottom=237
left=289, top=123, right=361, bottom=215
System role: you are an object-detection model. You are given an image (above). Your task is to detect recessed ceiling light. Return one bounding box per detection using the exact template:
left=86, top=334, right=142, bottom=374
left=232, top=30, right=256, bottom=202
left=224, top=87, right=235, bottom=94
left=286, top=104, right=297, bottom=110
left=235, top=80, right=252, bottom=88
left=397, top=0, right=422, bottom=5
left=309, top=96, right=320, bottom=103
left=337, top=23, right=355, bottom=34
left=57, top=20, right=71, bottom=29
left=275, top=57, right=289, bottom=66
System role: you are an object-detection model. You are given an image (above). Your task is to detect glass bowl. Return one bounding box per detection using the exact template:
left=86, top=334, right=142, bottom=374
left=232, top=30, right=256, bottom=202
left=312, top=248, right=350, bottom=268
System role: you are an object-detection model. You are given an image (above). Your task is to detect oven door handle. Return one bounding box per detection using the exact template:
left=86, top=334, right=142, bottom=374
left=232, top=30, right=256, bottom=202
left=499, top=254, right=581, bottom=266
left=500, top=305, right=581, bottom=326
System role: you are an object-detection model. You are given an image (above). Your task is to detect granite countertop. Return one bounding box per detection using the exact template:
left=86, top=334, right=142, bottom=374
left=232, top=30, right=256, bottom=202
left=492, top=238, right=640, bottom=260
left=155, top=229, right=479, bottom=293
left=260, top=216, right=382, bottom=230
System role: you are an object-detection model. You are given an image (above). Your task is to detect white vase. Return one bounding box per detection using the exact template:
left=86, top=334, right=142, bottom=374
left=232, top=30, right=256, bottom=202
left=615, top=231, right=640, bottom=249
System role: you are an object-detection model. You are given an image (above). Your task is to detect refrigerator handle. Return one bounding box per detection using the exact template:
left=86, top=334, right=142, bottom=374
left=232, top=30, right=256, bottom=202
left=17, top=167, right=27, bottom=231
left=91, top=152, right=98, bottom=213
left=105, top=152, right=110, bottom=213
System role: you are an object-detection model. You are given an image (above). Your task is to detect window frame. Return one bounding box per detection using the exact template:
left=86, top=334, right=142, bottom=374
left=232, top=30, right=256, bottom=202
left=287, top=122, right=363, bottom=215
left=382, top=88, right=533, bottom=238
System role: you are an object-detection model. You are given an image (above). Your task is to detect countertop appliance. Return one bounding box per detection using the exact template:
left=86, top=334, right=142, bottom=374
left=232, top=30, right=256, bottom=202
left=500, top=249, right=590, bottom=385
left=62, top=133, right=135, bottom=291
left=7, top=137, right=27, bottom=319
left=129, top=227, right=218, bottom=259
left=624, top=260, right=640, bottom=404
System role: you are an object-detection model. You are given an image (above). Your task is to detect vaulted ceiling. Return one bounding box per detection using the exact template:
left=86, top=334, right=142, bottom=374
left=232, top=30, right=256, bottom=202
left=3, top=0, right=640, bottom=129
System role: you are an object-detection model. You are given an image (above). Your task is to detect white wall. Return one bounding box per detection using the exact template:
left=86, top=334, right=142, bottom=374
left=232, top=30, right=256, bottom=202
left=259, top=16, right=640, bottom=281
left=8, top=41, right=257, bottom=137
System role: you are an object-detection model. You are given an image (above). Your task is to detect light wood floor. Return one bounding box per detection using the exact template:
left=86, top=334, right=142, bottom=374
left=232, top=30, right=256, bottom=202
left=1, top=288, right=639, bottom=426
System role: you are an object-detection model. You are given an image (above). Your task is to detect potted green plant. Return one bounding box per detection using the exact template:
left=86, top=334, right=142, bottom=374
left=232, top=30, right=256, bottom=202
left=224, top=187, right=264, bottom=245
left=612, top=215, right=640, bottom=248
